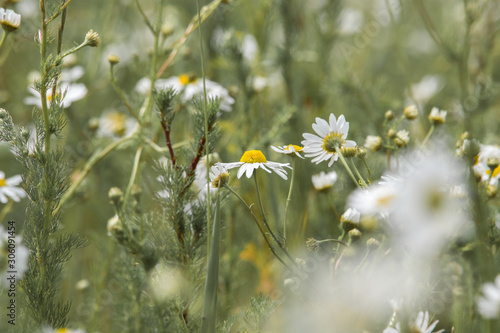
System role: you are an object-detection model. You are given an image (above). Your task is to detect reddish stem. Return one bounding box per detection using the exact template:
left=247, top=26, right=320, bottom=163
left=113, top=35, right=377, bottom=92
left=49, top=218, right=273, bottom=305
left=161, top=121, right=176, bottom=166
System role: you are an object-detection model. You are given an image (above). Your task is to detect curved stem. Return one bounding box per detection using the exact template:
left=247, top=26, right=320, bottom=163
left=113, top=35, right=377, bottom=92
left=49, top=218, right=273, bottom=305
left=224, top=185, right=292, bottom=270
left=420, top=124, right=435, bottom=148
left=335, top=147, right=361, bottom=189
left=350, top=159, right=367, bottom=187
left=123, top=144, right=144, bottom=210
left=283, top=158, right=296, bottom=243
left=359, top=156, right=373, bottom=184
left=0, top=31, right=8, bottom=50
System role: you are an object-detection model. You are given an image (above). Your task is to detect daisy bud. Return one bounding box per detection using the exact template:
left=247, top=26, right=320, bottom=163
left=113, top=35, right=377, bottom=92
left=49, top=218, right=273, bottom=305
left=161, top=23, right=174, bottom=37
left=88, top=117, right=100, bottom=132
left=394, top=130, right=410, bottom=147
left=108, top=187, right=123, bottom=206
left=387, top=128, right=396, bottom=139
left=107, top=215, right=123, bottom=237
left=108, top=54, right=120, bottom=65
left=341, top=146, right=357, bottom=158
left=348, top=228, right=362, bottom=243
left=312, top=171, right=337, bottom=192
left=487, top=184, right=497, bottom=199
left=356, top=146, right=367, bottom=158
left=364, top=135, right=382, bottom=152
left=428, top=107, right=447, bottom=125
left=366, top=238, right=380, bottom=251
left=385, top=110, right=395, bottom=121
left=403, top=105, right=419, bottom=120
left=85, top=29, right=101, bottom=47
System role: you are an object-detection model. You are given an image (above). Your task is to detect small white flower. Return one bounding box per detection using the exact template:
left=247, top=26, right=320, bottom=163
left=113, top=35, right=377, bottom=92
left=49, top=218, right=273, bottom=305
left=428, top=107, right=447, bottom=125
left=24, top=82, right=87, bottom=109
left=364, top=135, right=382, bottom=152
left=341, top=207, right=360, bottom=224
left=404, top=105, right=419, bottom=120
left=97, top=111, right=137, bottom=139
left=271, top=144, right=304, bottom=158
left=477, top=274, right=500, bottom=319
left=394, top=129, right=410, bottom=148
left=220, top=150, right=291, bottom=180
left=0, top=171, right=26, bottom=203
left=473, top=144, right=500, bottom=185
left=348, top=180, right=398, bottom=216
left=311, top=171, right=338, bottom=191
left=0, top=226, right=29, bottom=287
left=0, top=8, right=21, bottom=32
left=209, top=164, right=230, bottom=188
left=136, top=75, right=235, bottom=112
left=301, top=113, right=357, bottom=167
left=384, top=311, right=444, bottom=333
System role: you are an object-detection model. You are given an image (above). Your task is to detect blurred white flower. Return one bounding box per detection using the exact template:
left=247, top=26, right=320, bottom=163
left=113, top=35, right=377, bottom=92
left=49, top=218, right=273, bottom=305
left=477, top=274, right=500, bottom=319
left=383, top=311, right=444, bottom=333
left=341, top=207, right=360, bottom=224
left=338, top=8, right=363, bottom=34
left=24, top=83, right=87, bottom=109
left=473, top=144, right=500, bottom=185
left=193, top=153, right=222, bottom=198
left=0, top=171, right=26, bottom=203
left=0, top=226, right=29, bottom=287
left=136, top=75, right=235, bottom=112
left=97, top=111, right=137, bottom=139
left=220, top=150, right=291, bottom=180
left=271, top=144, right=304, bottom=158
left=302, top=114, right=357, bottom=167
left=408, top=75, right=443, bottom=108
left=348, top=178, right=398, bottom=216
left=311, top=171, right=338, bottom=191
left=364, top=135, right=383, bottom=152
left=394, top=129, right=410, bottom=147
left=428, top=107, right=447, bottom=125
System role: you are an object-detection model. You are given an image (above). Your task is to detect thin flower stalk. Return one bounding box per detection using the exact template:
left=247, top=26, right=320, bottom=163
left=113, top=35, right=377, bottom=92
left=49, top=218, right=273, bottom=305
left=282, top=158, right=296, bottom=243
left=123, top=144, right=144, bottom=209
left=335, top=147, right=361, bottom=189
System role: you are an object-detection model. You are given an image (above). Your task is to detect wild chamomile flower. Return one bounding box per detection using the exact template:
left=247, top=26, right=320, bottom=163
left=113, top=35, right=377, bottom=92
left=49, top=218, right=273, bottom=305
left=428, top=107, right=447, bottom=125
left=364, top=135, right=383, bottom=152
left=97, top=111, right=137, bottom=139
left=0, top=8, right=21, bottom=32
left=271, top=144, right=304, bottom=158
left=348, top=174, right=400, bottom=216
left=311, top=171, right=338, bottom=191
left=220, top=150, right=291, bottom=180
left=404, top=105, right=419, bottom=120
left=477, top=274, right=500, bottom=319
left=383, top=311, right=444, bottom=333
left=473, top=144, right=500, bottom=185
left=0, top=171, right=26, bottom=203
left=340, top=207, right=361, bottom=231
left=135, top=75, right=235, bottom=112
left=394, top=129, right=410, bottom=148
left=301, top=114, right=357, bottom=167
left=210, top=164, right=230, bottom=188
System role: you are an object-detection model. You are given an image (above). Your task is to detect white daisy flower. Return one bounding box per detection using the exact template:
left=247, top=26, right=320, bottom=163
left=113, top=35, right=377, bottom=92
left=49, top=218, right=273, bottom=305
left=135, top=75, right=235, bottom=112
left=301, top=114, right=357, bottom=167
left=348, top=180, right=398, bottom=216
left=394, top=129, right=410, bottom=148
left=24, top=82, right=87, bottom=109
left=193, top=153, right=222, bottom=198
left=0, top=171, right=26, bottom=203
left=473, top=144, right=500, bottom=185
left=311, top=171, right=338, bottom=191
left=0, top=8, right=21, bottom=32
left=428, top=107, right=447, bottom=125
left=209, top=164, right=230, bottom=188
left=219, top=150, right=291, bottom=180
left=97, top=111, right=137, bottom=139
left=384, top=311, right=444, bottom=333
left=364, top=135, right=383, bottom=152
left=477, top=274, right=500, bottom=319
left=271, top=144, right=304, bottom=158
left=0, top=226, right=29, bottom=287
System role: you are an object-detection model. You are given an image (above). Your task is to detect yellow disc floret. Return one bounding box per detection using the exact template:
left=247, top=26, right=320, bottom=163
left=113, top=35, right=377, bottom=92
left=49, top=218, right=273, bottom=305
left=179, top=74, right=190, bottom=85
left=240, top=150, right=267, bottom=163
left=0, top=178, right=6, bottom=187
left=286, top=144, right=303, bottom=152
left=107, top=112, right=127, bottom=136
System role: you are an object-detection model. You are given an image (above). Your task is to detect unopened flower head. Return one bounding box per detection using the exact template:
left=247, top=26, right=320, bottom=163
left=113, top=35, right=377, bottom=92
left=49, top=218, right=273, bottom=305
left=108, top=54, right=120, bottom=65
left=428, top=107, right=447, bottom=125
left=311, top=171, right=337, bottom=192
left=385, top=110, right=395, bottom=120
left=271, top=144, right=304, bottom=158
left=404, top=105, right=419, bottom=120
left=0, top=8, right=21, bottom=32
left=0, top=171, right=26, bottom=203
left=85, top=29, right=101, bottom=47
left=220, top=150, right=291, bottom=180
left=340, top=145, right=357, bottom=158
left=394, top=130, right=410, bottom=147
left=210, top=164, right=230, bottom=188
left=364, top=135, right=382, bottom=152
left=341, top=207, right=361, bottom=231
left=301, top=114, right=357, bottom=167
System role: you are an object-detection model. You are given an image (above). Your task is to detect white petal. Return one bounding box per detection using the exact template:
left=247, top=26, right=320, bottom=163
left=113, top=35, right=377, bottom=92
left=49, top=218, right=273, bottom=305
left=302, top=133, right=323, bottom=142
left=237, top=165, right=247, bottom=178
left=245, top=164, right=255, bottom=178
left=6, top=175, right=22, bottom=186
left=344, top=140, right=357, bottom=147
left=0, top=192, right=7, bottom=203
left=329, top=113, right=338, bottom=131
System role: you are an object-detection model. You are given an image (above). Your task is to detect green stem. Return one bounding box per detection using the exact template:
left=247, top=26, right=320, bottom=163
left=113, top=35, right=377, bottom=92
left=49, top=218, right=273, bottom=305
left=350, top=159, right=367, bottom=187
left=283, top=158, right=296, bottom=243
left=0, top=31, right=8, bottom=50
left=335, top=147, right=361, bottom=189
left=224, top=185, right=293, bottom=270
left=123, top=144, right=144, bottom=210
left=110, top=65, right=140, bottom=121
left=420, top=124, right=435, bottom=148
left=196, top=0, right=212, bottom=264
left=359, top=156, right=373, bottom=184
left=200, top=188, right=221, bottom=333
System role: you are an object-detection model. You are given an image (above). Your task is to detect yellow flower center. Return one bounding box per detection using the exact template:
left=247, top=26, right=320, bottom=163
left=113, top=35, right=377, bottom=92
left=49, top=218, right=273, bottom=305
left=240, top=150, right=267, bottom=163
left=56, top=329, right=69, bottom=333
left=486, top=166, right=500, bottom=178
left=0, top=178, right=6, bottom=187
left=179, top=74, right=197, bottom=86
left=286, top=144, right=303, bottom=152
left=376, top=194, right=395, bottom=207
left=322, top=132, right=344, bottom=153
left=106, top=112, right=127, bottom=136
